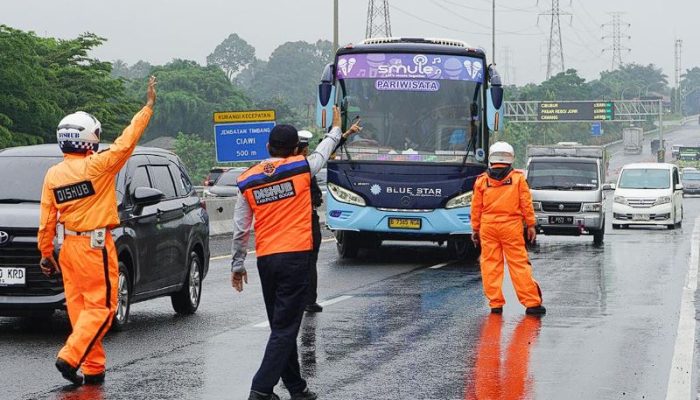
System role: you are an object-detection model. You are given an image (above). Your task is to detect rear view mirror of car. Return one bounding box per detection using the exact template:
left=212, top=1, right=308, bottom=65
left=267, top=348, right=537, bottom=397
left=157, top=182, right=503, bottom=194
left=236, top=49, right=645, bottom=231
left=133, top=187, right=164, bottom=209
left=602, top=183, right=616, bottom=191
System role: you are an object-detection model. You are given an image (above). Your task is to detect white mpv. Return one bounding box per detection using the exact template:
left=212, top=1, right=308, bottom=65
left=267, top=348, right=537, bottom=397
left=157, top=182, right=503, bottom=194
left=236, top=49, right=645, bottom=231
left=612, top=163, right=683, bottom=229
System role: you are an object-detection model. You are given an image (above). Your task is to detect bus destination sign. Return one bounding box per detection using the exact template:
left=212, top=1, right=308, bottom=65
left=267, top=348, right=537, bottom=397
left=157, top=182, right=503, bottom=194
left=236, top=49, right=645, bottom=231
left=538, top=101, right=615, bottom=122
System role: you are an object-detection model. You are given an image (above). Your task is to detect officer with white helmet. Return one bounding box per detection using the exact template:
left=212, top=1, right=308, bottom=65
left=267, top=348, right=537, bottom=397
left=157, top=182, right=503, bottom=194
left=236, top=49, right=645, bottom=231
left=470, top=141, right=546, bottom=316
left=296, top=130, right=324, bottom=313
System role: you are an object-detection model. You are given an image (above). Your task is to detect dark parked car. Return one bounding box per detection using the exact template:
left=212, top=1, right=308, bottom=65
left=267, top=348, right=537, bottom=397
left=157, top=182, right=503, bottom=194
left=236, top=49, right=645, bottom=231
left=203, top=167, right=232, bottom=187
left=0, top=144, right=210, bottom=329
left=204, top=167, right=247, bottom=197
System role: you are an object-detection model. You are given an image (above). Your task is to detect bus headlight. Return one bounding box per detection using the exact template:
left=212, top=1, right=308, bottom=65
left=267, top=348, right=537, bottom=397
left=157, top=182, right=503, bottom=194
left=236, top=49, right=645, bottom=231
left=328, top=183, right=366, bottom=206
left=446, top=191, right=473, bottom=209
left=582, top=202, right=602, bottom=212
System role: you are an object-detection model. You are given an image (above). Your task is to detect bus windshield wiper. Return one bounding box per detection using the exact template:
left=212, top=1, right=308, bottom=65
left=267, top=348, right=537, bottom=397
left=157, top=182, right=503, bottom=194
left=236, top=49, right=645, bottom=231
left=0, top=198, right=40, bottom=204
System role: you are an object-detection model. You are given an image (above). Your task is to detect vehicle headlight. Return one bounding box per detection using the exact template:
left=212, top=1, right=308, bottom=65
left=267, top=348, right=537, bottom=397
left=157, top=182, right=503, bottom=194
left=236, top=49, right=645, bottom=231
left=446, top=191, right=473, bottom=209
left=532, top=201, right=542, bottom=211
left=328, top=183, right=366, bottom=206
left=654, top=196, right=671, bottom=206
left=614, top=196, right=627, bottom=205
left=582, top=202, right=602, bottom=212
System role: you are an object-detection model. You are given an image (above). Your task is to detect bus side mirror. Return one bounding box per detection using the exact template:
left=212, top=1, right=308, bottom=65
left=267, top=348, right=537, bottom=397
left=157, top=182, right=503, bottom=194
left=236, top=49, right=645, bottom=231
left=490, top=85, right=504, bottom=110
left=316, top=82, right=336, bottom=130
left=487, top=86, right=504, bottom=132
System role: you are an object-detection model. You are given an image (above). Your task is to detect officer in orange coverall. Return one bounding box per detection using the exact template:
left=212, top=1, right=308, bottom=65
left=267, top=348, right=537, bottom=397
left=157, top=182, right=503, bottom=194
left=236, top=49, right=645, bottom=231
left=38, top=76, right=157, bottom=385
left=471, top=141, right=546, bottom=316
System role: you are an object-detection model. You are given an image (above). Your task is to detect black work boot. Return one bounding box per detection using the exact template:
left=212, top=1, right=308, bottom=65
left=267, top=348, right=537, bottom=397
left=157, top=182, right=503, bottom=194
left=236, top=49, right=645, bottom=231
left=84, top=372, right=105, bottom=385
left=55, top=358, right=83, bottom=386
left=305, top=303, right=323, bottom=313
left=490, top=307, right=503, bottom=314
left=291, top=387, right=318, bottom=400
left=526, top=305, right=547, bottom=316
left=248, top=390, right=280, bottom=400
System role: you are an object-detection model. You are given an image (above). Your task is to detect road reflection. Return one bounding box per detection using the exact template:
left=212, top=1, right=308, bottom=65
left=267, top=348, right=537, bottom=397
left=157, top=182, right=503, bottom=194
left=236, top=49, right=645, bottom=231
left=52, top=384, right=105, bottom=400
left=465, top=314, right=542, bottom=400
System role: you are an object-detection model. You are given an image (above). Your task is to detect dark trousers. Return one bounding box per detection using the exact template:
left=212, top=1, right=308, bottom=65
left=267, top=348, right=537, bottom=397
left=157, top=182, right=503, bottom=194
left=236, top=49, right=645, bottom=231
left=307, top=210, right=322, bottom=305
left=252, top=251, right=311, bottom=395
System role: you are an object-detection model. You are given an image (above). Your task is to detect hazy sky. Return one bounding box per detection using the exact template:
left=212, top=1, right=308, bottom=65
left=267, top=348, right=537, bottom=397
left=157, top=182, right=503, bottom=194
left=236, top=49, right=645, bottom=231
left=2, top=0, right=697, bottom=87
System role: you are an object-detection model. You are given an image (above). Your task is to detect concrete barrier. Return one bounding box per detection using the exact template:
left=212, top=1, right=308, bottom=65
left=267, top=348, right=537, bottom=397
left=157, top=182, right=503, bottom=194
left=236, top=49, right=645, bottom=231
left=204, top=196, right=327, bottom=237
left=205, top=197, right=235, bottom=236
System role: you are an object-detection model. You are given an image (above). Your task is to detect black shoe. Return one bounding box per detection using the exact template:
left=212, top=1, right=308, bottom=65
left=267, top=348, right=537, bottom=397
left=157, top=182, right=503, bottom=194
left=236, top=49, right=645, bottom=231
left=291, top=387, right=318, bottom=400
left=248, top=390, right=280, bottom=400
left=84, top=372, right=105, bottom=385
left=55, top=358, right=83, bottom=386
left=526, top=305, right=547, bottom=316
left=490, top=307, right=503, bottom=314
left=305, top=303, right=323, bottom=313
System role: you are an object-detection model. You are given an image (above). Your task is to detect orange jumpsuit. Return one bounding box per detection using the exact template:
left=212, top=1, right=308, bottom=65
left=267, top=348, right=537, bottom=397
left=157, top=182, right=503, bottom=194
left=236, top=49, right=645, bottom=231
left=471, top=167, right=542, bottom=309
left=38, top=106, right=153, bottom=375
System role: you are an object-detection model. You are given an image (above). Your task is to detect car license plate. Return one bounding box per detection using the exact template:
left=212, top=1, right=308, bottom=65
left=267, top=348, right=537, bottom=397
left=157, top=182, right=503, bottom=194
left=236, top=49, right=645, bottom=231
left=388, top=217, right=422, bottom=230
left=548, top=216, right=574, bottom=225
left=632, top=214, right=650, bottom=221
left=0, top=267, right=26, bottom=286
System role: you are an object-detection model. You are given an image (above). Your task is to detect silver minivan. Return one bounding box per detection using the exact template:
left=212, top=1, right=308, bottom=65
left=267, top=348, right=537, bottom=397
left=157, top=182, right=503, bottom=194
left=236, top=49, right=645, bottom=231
left=526, top=144, right=606, bottom=245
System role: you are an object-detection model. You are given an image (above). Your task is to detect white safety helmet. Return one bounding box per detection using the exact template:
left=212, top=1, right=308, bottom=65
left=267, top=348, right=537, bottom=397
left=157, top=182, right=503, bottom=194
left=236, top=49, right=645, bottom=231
left=489, top=141, right=515, bottom=165
left=56, top=111, right=101, bottom=154
left=297, top=130, right=314, bottom=144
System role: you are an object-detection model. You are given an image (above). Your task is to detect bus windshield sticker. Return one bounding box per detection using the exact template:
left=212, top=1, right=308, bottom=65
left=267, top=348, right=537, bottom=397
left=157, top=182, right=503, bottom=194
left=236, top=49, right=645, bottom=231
left=337, top=53, right=484, bottom=82
left=375, top=79, right=440, bottom=92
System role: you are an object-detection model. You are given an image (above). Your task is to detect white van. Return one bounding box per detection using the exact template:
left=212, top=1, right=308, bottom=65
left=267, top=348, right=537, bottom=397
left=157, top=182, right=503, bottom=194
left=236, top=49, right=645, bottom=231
left=612, top=163, right=683, bottom=229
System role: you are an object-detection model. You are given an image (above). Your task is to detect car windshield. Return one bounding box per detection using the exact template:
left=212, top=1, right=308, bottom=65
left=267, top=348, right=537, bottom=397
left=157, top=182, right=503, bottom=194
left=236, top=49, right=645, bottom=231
left=335, top=53, right=484, bottom=164
left=527, top=161, right=599, bottom=190
left=0, top=156, right=62, bottom=202
left=216, top=169, right=245, bottom=186
left=682, top=172, right=700, bottom=181
left=618, top=168, right=670, bottom=189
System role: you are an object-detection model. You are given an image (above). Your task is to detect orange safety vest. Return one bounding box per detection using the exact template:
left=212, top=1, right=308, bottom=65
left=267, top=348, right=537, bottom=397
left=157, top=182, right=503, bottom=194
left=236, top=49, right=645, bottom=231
left=237, top=155, right=313, bottom=257
left=471, top=168, right=537, bottom=232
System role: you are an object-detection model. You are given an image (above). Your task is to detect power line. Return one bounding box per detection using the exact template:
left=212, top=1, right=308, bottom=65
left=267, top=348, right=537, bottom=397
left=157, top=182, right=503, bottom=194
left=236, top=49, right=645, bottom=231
left=389, top=4, right=489, bottom=36
left=431, top=0, right=543, bottom=36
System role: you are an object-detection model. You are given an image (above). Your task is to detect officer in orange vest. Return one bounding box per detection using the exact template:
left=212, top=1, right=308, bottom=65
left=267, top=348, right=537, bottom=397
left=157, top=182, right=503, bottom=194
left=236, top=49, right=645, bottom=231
left=38, top=77, right=156, bottom=385
left=232, top=107, right=354, bottom=400
left=471, top=141, right=546, bottom=316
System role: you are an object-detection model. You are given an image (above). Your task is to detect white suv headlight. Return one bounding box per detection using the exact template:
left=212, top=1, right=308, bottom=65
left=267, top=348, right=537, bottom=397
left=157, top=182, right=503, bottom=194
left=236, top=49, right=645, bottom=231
left=532, top=201, right=542, bottom=211
left=654, top=196, right=671, bottom=206
left=614, top=196, right=627, bottom=205
left=446, top=191, right=473, bottom=209
left=328, top=183, right=366, bottom=206
left=582, top=202, right=602, bottom=212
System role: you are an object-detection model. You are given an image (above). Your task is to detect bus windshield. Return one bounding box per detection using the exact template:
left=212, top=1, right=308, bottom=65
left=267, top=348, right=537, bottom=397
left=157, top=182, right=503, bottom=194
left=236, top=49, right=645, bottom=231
left=335, top=53, right=484, bottom=163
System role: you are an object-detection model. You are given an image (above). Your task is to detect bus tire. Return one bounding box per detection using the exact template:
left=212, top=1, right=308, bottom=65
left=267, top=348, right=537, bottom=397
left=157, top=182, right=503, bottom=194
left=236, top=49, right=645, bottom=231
left=448, top=235, right=477, bottom=260
left=336, top=231, right=360, bottom=259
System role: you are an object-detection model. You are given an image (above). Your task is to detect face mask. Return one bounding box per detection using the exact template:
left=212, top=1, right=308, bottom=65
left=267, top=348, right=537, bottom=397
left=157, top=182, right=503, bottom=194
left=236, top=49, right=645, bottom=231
left=487, top=165, right=513, bottom=181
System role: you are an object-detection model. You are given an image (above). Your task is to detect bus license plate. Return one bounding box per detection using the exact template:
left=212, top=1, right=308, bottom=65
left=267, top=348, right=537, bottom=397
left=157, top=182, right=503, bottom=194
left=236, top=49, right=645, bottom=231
left=0, top=267, right=26, bottom=286
left=548, top=216, right=574, bottom=225
left=388, top=218, right=422, bottom=230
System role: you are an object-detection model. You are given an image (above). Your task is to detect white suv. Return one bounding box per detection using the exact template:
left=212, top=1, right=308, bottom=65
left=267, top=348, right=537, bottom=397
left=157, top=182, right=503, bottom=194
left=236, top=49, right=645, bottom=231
left=612, top=163, right=683, bottom=229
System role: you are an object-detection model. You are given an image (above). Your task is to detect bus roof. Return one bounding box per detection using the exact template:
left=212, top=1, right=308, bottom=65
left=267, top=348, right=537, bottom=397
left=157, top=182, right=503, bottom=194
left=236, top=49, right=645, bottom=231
left=337, top=37, right=485, bottom=58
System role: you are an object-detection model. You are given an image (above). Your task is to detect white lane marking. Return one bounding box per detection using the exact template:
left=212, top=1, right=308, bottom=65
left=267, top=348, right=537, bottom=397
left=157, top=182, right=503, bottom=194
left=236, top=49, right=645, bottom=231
left=318, top=295, right=353, bottom=307
left=252, top=295, right=354, bottom=328
left=666, top=216, right=700, bottom=400
left=210, top=238, right=336, bottom=261
left=429, top=262, right=450, bottom=269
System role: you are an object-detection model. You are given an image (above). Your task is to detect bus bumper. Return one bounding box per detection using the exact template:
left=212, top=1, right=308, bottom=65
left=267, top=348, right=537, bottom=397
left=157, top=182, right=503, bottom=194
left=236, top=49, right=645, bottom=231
left=325, top=196, right=473, bottom=236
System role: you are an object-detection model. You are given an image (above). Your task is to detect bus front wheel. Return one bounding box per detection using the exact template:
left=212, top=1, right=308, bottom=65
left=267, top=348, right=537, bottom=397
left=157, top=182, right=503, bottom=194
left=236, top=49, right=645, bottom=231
left=448, top=235, right=477, bottom=260
left=336, top=231, right=360, bottom=259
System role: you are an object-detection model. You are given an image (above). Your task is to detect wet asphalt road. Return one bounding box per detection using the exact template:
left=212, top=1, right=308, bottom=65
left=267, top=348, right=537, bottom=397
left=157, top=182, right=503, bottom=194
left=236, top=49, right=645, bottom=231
left=2, top=122, right=700, bottom=400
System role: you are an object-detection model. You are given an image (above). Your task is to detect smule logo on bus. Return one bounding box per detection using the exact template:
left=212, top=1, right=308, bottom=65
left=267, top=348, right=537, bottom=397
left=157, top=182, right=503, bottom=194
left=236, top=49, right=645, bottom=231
left=253, top=180, right=296, bottom=205
left=376, top=55, right=442, bottom=79
left=383, top=186, right=443, bottom=197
